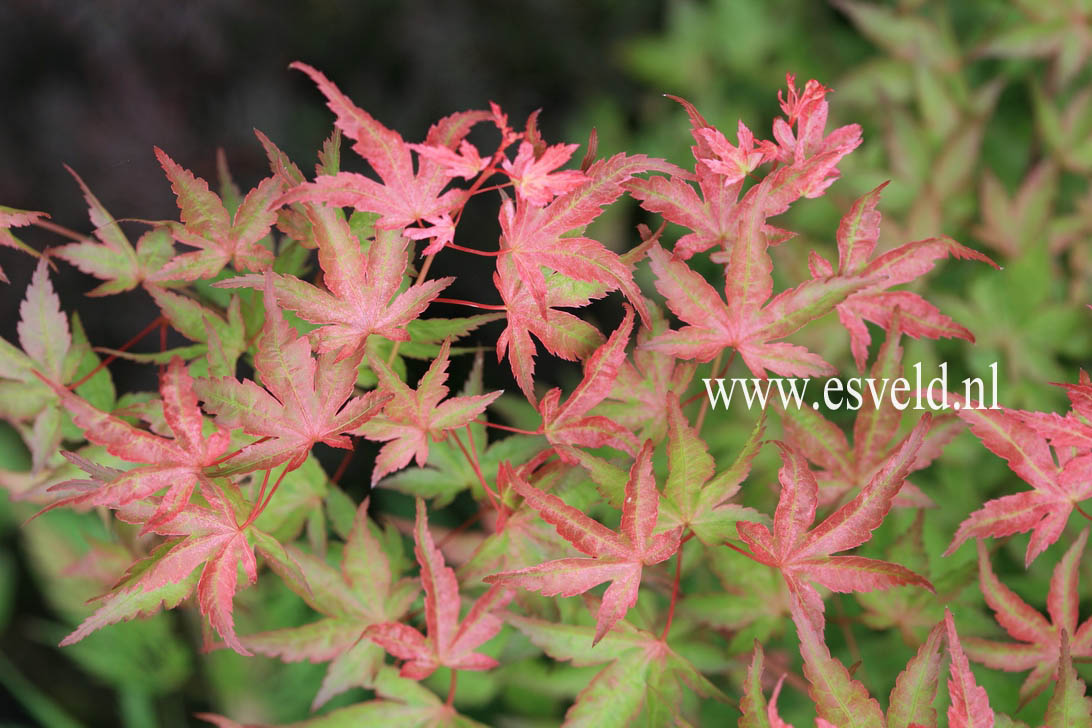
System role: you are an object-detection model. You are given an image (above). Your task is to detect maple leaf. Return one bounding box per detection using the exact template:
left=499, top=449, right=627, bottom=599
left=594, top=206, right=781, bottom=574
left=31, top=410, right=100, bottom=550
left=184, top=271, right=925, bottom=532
left=507, top=614, right=727, bottom=726
left=808, top=183, right=997, bottom=370
left=283, top=62, right=489, bottom=233
left=962, top=530, right=1092, bottom=705
left=149, top=147, right=281, bottom=281
left=88, top=489, right=265, bottom=655
left=403, top=211, right=456, bottom=256
left=644, top=212, right=877, bottom=378
left=407, top=139, right=489, bottom=181
left=783, top=593, right=887, bottom=727
left=58, top=539, right=201, bottom=650
left=1042, top=630, right=1092, bottom=728
left=195, top=276, right=391, bottom=475
left=855, top=512, right=944, bottom=645
left=0, top=205, right=45, bottom=283
left=1015, top=369, right=1092, bottom=451
left=945, top=609, right=995, bottom=728
left=736, top=415, right=934, bottom=632
left=780, top=593, right=953, bottom=728
left=243, top=500, right=418, bottom=709
left=943, top=394, right=1092, bottom=566
left=779, top=313, right=959, bottom=509
left=52, top=167, right=176, bottom=295
left=366, top=499, right=512, bottom=679
left=539, top=305, right=639, bottom=462
left=144, top=287, right=246, bottom=376
left=43, top=357, right=230, bottom=529
left=494, top=251, right=607, bottom=404
left=594, top=300, right=697, bottom=443
left=626, top=88, right=856, bottom=261
left=484, top=440, right=682, bottom=643
left=358, top=339, right=502, bottom=485
left=974, top=161, right=1058, bottom=258
left=496, top=151, right=682, bottom=327
left=220, top=204, right=452, bottom=358
left=0, top=259, right=116, bottom=472
left=657, top=397, right=766, bottom=546
left=764, top=73, right=861, bottom=201
left=377, top=352, right=546, bottom=507
left=501, top=140, right=587, bottom=206
left=694, top=121, right=770, bottom=184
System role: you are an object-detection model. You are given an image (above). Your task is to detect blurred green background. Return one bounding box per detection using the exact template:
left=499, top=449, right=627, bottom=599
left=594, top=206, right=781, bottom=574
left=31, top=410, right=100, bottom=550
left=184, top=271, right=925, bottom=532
left=2, top=0, right=1092, bottom=725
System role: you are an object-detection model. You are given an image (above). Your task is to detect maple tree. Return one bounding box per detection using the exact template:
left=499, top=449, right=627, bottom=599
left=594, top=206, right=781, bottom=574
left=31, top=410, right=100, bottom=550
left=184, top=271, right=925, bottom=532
left=1, top=55, right=1089, bottom=727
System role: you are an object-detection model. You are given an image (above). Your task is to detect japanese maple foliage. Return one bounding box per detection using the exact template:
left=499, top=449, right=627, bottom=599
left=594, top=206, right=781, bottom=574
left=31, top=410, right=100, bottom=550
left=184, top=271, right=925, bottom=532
left=2, top=61, right=1083, bottom=727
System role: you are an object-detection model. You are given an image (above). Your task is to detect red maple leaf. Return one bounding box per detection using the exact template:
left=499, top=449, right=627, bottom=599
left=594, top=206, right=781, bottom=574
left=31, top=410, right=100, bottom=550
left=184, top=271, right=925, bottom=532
left=808, top=183, right=997, bottom=370
left=963, top=530, right=1092, bottom=704
left=44, top=357, right=230, bottom=529
left=497, top=152, right=682, bottom=327
left=944, top=393, right=1092, bottom=566
left=407, top=139, right=489, bottom=181
left=540, top=305, right=639, bottom=462
left=693, top=120, right=770, bottom=185
left=779, top=313, right=961, bottom=509
left=494, top=251, right=608, bottom=404
left=149, top=148, right=281, bottom=281
left=946, top=609, right=995, bottom=728
left=107, top=486, right=261, bottom=655
left=596, top=302, right=697, bottom=443
left=737, top=415, right=934, bottom=632
left=627, top=83, right=859, bottom=262
left=220, top=204, right=452, bottom=358
left=485, top=441, right=683, bottom=644
left=1016, top=369, right=1092, bottom=451
left=501, top=140, right=587, bottom=206
left=644, top=219, right=876, bottom=377
left=282, top=62, right=489, bottom=234
left=366, top=499, right=512, bottom=679
left=195, top=277, right=391, bottom=475
left=358, top=339, right=502, bottom=485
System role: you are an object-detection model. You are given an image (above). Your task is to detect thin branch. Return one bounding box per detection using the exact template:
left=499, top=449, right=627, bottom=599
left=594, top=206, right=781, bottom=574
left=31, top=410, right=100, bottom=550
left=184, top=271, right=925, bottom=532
left=660, top=545, right=684, bottom=642
left=68, top=315, right=166, bottom=390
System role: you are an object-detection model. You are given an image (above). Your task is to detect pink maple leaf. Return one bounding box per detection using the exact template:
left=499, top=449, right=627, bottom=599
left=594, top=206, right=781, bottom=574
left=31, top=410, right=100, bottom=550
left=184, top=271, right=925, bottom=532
left=779, top=313, right=959, bottom=509
left=943, top=393, right=1092, bottom=566
left=408, top=139, right=489, bottom=180
left=485, top=440, right=682, bottom=644
left=218, top=204, right=452, bottom=358
left=693, top=120, right=770, bottom=184
left=44, top=357, right=230, bottom=530
left=737, top=415, right=935, bottom=633
left=282, top=63, right=489, bottom=232
left=946, top=609, right=995, bottom=728
left=539, top=305, right=639, bottom=461
left=644, top=217, right=876, bottom=378
left=496, top=152, right=682, bottom=329
left=195, top=276, right=391, bottom=475
left=809, top=183, right=997, bottom=369
left=150, top=148, right=281, bottom=281
left=963, top=530, right=1092, bottom=705
left=358, top=339, right=502, bottom=485
left=0, top=205, right=46, bottom=283
left=501, top=141, right=587, bottom=206
left=493, top=251, right=607, bottom=404
left=366, top=499, right=512, bottom=679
